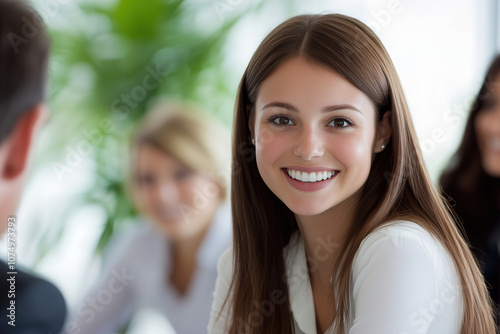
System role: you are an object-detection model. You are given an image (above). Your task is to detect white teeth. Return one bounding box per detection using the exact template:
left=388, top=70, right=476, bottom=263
left=309, top=172, right=316, bottom=182
left=286, top=169, right=336, bottom=183
left=300, top=172, right=308, bottom=182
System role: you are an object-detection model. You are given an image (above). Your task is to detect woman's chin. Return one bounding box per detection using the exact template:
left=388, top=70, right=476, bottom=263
left=284, top=201, right=330, bottom=217
left=150, top=218, right=184, bottom=235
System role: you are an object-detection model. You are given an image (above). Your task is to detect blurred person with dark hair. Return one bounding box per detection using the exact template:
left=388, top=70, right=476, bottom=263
left=440, top=55, right=500, bottom=323
left=0, top=0, right=67, bottom=333
left=68, top=102, right=232, bottom=334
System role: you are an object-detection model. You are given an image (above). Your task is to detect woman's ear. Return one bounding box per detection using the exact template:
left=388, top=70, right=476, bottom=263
left=374, top=111, right=392, bottom=153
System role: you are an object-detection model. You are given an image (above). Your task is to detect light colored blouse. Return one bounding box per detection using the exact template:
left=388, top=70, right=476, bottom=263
left=208, top=221, right=463, bottom=334
left=70, top=205, right=232, bottom=334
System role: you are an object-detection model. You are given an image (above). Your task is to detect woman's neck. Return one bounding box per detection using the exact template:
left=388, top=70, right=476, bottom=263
left=295, top=193, right=359, bottom=287
left=295, top=194, right=360, bottom=333
left=168, top=222, right=211, bottom=295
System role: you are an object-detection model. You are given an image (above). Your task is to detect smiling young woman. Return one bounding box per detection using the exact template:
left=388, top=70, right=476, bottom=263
left=208, top=14, right=496, bottom=334
left=251, top=57, right=390, bottom=219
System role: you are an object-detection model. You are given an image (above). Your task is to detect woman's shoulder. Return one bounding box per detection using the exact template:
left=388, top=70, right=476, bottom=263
left=370, top=219, right=431, bottom=236
left=350, top=220, right=463, bottom=332
left=197, top=204, right=233, bottom=270
left=360, top=220, right=440, bottom=249
left=354, top=220, right=457, bottom=277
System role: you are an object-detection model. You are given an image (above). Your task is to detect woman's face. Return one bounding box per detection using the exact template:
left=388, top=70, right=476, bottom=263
left=476, top=72, right=500, bottom=177
left=133, top=143, right=221, bottom=240
left=251, top=57, right=390, bottom=217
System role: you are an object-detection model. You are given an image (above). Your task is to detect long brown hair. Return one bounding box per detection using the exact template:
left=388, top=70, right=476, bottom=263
left=229, top=14, right=496, bottom=333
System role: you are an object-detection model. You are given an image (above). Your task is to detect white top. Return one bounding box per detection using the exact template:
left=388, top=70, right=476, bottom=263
left=208, top=221, right=463, bottom=334
left=70, top=205, right=232, bottom=334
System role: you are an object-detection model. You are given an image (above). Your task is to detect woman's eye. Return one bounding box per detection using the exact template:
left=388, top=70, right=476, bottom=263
left=137, top=174, right=155, bottom=186
left=328, top=118, right=353, bottom=128
left=270, top=116, right=295, bottom=126
left=175, top=168, right=193, bottom=181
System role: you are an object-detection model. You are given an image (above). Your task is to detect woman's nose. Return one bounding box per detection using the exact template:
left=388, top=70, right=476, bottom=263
left=293, top=126, right=324, bottom=160
left=157, top=180, right=179, bottom=205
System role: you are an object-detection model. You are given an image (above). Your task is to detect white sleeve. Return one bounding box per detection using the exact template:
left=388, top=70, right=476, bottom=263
left=207, top=247, right=233, bottom=334
left=349, top=227, right=462, bottom=334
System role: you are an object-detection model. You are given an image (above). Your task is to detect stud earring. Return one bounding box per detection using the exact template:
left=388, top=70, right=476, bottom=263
left=381, top=145, right=385, bottom=149
left=251, top=138, right=255, bottom=145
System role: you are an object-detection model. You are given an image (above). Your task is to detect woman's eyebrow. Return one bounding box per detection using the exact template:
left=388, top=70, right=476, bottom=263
left=321, top=104, right=363, bottom=114
left=260, top=102, right=362, bottom=114
left=260, top=102, right=297, bottom=112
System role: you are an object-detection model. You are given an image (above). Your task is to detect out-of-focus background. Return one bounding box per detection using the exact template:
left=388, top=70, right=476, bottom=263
left=1, top=0, right=499, bottom=332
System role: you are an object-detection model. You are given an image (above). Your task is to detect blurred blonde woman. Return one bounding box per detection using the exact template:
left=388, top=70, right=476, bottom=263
left=70, top=102, right=232, bottom=334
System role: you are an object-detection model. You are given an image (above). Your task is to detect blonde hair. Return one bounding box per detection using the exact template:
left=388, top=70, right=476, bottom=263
left=128, top=101, right=230, bottom=205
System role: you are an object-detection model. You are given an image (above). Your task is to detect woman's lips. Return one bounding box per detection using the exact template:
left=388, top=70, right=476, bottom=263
left=286, top=168, right=336, bottom=183
left=282, top=168, right=339, bottom=192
